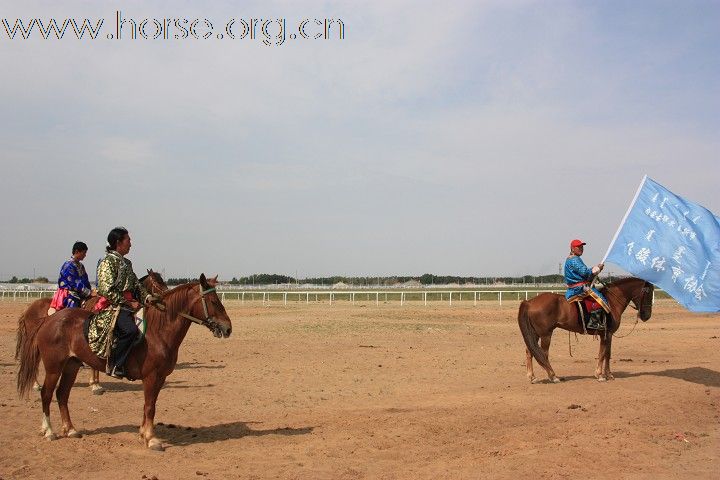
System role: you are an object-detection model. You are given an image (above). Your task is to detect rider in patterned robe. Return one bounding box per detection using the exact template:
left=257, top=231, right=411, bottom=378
left=49, top=242, right=93, bottom=313
left=88, top=227, right=151, bottom=379
left=564, top=239, right=609, bottom=312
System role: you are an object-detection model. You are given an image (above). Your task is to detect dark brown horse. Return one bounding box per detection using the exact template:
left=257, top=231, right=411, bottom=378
left=518, top=277, right=653, bottom=383
left=15, top=270, right=168, bottom=394
left=17, top=274, right=231, bottom=450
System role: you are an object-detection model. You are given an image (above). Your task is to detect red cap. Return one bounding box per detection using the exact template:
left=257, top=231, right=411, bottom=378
left=570, top=239, right=586, bottom=248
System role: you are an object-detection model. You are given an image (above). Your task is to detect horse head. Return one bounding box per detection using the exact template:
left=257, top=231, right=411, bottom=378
left=145, top=269, right=168, bottom=295
left=633, top=281, right=654, bottom=321
left=184, top=273, right=232, bottom=338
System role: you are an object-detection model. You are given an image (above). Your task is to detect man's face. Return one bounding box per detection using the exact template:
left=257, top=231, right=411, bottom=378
left=116, top=235, right=132, bottom=255
left=75, top=250, right=88, bottom=261
left=572, top=245, right=584, bottom=256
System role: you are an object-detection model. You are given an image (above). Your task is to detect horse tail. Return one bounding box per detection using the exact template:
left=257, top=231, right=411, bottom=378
left=17, top=321, right=42, bottom=398
left=15, top=312, right=25, bottom=361
left=15, top=307, right=32, bottom=361
left=518, top=300, right=552, bottom=371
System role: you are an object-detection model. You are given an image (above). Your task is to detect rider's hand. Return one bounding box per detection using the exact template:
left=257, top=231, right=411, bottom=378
left=598, top=263, right=605, bottom=271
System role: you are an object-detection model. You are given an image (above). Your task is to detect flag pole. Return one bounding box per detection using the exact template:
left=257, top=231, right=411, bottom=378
left=601, top=175, right=648, bottom=264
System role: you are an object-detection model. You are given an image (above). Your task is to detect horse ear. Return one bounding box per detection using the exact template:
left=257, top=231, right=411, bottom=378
left=208, top=275, right=219, bottom=287
left=147, top=268, right=153, bottom=275
left=200, top=273, right=208, bottom=287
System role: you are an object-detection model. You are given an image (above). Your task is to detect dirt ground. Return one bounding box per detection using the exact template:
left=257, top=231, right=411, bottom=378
left=1, top=299, right=718, bottom=479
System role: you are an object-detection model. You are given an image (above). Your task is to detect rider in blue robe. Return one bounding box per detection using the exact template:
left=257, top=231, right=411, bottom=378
left=564, top=239, right=609, bottom=312
left=50, top=241, right=93, bottom=310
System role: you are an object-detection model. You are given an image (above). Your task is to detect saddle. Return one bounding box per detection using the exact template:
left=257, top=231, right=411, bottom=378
left=571, top=297, right=610, bottom=332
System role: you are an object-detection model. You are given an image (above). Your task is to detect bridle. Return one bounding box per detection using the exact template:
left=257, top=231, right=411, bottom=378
left=146, top=275, right=167, bottom=296
left=633, top=282, right=653, bottom=319
left=178, top=284, right=220, bottom=329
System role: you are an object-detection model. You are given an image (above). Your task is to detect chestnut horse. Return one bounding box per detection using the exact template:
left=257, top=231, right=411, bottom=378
left=15, top=270, right=168, bottom=394
left=17, top=274, right=231, bottom=450
left=518, top=277, right=654, bottom=383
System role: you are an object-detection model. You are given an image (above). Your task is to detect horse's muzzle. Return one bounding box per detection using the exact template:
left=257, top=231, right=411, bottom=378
left=209, top=320, right=232, bottom=338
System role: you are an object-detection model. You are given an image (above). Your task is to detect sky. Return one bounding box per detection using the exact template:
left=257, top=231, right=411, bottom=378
left=1, top=0, right=718, bottom=280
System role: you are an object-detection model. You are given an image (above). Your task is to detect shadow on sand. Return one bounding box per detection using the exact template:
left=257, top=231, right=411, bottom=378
left=82, top=420, right=314, bottom=446
left=73, top=379, right=216, bottom=392
left=174, top=361, right=226, bottom=370
left=531, top=367, right=720, bottom=387
left=615, top=366, right=720, bottom=388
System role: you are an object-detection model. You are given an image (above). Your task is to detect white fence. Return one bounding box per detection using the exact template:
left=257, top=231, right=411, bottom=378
left=0, top=289, right=565, bottom=306
left=211, top=290, right=566, bottom=306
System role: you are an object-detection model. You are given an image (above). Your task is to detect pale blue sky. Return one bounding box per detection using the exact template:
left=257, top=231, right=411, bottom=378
left=1, top=1, right=718, bottom=280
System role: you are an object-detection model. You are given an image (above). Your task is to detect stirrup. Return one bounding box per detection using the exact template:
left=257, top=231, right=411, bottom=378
left=107, top=365, right=125, bottom=379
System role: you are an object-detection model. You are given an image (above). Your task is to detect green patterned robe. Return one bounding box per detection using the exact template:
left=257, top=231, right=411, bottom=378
left=87, top=250, right=149, bottom=357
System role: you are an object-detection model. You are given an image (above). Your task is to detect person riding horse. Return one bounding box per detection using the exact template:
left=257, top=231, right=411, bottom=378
left=48, top=241, right=95, bottom=315
left=89, top=227, right=155, bottom=379
left=564, top=239, right=609, bottom=330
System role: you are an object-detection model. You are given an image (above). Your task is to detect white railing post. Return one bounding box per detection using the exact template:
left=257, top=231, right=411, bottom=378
left=449, top=292, right=452, bottom=306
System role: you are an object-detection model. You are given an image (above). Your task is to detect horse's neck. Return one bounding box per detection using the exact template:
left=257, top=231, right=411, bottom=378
left=145, top=287, right=194, bottom=353
left=606, top=279, right=640, bottom=314
left=146, top=312, right=192, bottom=350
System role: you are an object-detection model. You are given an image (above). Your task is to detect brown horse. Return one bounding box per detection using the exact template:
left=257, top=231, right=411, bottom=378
left=518, top=277, right=654, bottom=383
left=17, top=274, right=231, bottom=450
left=15, top=270, right=168, bottom=394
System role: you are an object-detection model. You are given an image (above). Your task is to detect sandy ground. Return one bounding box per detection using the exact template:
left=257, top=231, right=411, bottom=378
left=1, top=299, right=718, bottom=479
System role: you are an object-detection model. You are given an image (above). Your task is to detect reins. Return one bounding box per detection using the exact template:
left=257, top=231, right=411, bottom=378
left=178, top=284, right=217, bottom=327
left=596, top=276, right=650, bottom=339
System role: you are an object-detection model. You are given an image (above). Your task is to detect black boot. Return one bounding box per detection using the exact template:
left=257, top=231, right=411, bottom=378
left=587, top=310, right=606, bottom=330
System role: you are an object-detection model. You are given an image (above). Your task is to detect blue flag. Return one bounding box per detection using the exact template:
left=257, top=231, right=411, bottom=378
left=604, top=176, right=720, bottom=312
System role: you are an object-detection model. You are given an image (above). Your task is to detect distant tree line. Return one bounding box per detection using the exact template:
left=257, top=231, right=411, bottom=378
left=164, top=273, right=625, bottom=286
left=2, top=276, right=50, bottom=283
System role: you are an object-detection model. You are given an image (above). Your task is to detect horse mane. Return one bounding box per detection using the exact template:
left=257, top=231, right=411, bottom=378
left=600, top=276, right=641, bottom=293
left=145, top=282, right=199, bottom=333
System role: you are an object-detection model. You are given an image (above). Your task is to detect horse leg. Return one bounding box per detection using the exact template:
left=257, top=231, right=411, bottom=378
left=604, top=335, right=614, bottom=380
left=39, top=371, right=61, bottom=440
left=139, top=374, right=166, bottom=451
left=56, top=358, right=83, bottom=438
left=525, top=347, right=537, bottom=383
left=596, top=335, right=609, bottom=381
left=540, top=335, right=561, bottom=383
left=33, top=363, right=46, bottom=392
left=89, top=368, right=104, bottom=395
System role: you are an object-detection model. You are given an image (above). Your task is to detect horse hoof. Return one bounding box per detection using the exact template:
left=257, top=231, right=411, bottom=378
left=530, top=377, right=541, bottom=384
left=32, top=383, right=42, bottom=392
left=91, top=385, right=105, bottom=396
left=148, top=439, right=164, bottom=451
left=597, top=376, right=607, bottom=382
left=67, top=429, right=82, bottom=438
left=551, top=377, right=562, bottom=383
left=45, top=433, right=57, bottom=441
